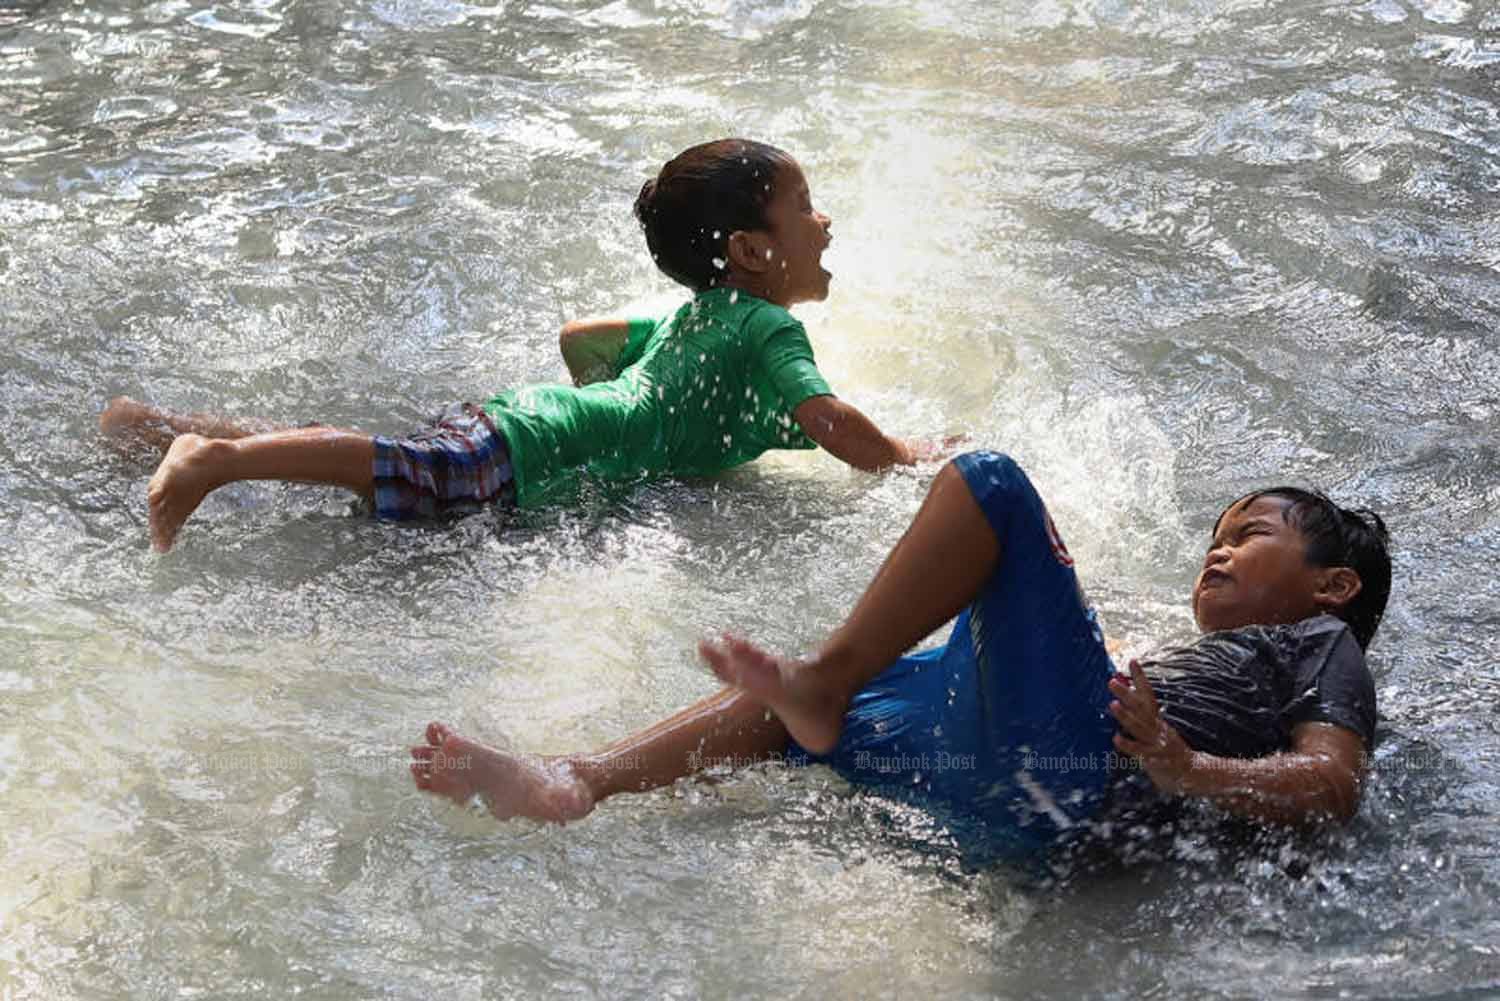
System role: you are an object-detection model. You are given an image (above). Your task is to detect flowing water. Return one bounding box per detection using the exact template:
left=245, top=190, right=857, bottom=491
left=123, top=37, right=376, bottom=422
left=3, top=0, right=1499, bottom=996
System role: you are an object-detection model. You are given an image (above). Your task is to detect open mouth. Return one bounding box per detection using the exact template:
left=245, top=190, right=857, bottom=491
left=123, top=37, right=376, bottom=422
left=1198, top=568, right=1230, bottom=589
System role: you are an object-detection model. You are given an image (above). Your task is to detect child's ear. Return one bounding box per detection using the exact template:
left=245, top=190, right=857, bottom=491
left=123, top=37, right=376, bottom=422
left=1316, top=567, right=1363, bottom=614
left=726, top=230, right=772, bottom=275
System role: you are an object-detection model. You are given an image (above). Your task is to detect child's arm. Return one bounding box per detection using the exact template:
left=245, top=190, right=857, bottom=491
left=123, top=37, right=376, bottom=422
left=559, top=317, right=632, bottom=386
left=1109, top=661, right=1367, bottom=826
left=792, top=395, right=951, bottom=472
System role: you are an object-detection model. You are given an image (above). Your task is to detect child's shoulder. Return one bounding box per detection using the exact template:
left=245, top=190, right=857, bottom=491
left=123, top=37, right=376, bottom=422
left=665, top=289, right=804, bottom=351
left=690, top=287, right=796, bottom=321
left=1265, top=614, right=1360, bottom=653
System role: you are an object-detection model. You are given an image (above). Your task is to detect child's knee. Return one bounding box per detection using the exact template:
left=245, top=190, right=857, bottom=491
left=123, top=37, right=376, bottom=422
left=950, top=450, right=1032, bottom=504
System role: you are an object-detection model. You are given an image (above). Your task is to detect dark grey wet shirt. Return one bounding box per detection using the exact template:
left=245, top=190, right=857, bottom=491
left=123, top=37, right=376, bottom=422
left=1143, top=614, right=1377, bottom=757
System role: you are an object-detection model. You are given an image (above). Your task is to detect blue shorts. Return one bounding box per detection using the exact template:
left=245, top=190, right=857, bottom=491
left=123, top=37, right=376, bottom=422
left=371, top=404, right=517, bottom=520
left=788, top=451, right=1118, bottom=859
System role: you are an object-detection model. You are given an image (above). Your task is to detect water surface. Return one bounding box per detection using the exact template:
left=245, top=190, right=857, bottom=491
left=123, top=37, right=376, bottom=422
left=3, top=0, right=1499, bottom=997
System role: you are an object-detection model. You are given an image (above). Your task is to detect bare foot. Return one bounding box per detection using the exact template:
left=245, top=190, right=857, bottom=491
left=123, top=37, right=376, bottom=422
left=698, top=635, right=847, bottom=756
left=100, top=396, right=177, bottom=452
left=409, top=722, right=594, bottom=824
left=146, top=433, right=227, bottom=552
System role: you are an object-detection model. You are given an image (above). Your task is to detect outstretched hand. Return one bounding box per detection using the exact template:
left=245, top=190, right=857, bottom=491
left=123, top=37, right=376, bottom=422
left=904, top=433, right=970, bottom=463
left=1108, top=659, right=1198, bottom=796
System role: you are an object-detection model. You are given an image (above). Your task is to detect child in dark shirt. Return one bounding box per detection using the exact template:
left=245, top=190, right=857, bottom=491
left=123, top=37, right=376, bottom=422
left=409, top=451, right=1392, bottom=855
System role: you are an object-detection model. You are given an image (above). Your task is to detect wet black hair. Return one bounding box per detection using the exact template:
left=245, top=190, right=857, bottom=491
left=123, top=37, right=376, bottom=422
left=633, top=138, right=797, bottom=292
left=1216, top=487, right=1393, bottom=650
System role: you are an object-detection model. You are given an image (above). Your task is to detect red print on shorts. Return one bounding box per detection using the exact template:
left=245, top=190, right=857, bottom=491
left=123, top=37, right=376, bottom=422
left=1044, top=508, right=1074, bottom=567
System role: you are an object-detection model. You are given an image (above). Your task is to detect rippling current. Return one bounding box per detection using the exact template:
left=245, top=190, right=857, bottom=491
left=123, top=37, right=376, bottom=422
left=3, top=0, right=1499, bottom=997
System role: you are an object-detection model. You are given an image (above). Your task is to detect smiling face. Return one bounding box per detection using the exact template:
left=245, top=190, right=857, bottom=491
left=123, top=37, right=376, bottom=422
left=1192, top=495, right=1333, bottom=635
left=726, top=160, right=832, bottom=307
left=764, top=161, right=833, bottom=304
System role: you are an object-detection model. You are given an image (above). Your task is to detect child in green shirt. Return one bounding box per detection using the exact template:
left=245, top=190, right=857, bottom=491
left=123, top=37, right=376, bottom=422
left=103, top=139, right=950, bottom=551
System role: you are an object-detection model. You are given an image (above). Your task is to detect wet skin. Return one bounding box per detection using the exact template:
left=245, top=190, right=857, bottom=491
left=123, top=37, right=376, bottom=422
left=1191, top=494, right=1355, bottom=635
left=726, top=159, right=833, bottom=308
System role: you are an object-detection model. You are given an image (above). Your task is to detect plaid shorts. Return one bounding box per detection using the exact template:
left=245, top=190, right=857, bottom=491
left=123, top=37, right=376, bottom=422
left=371, top=403, right=516, bottom=521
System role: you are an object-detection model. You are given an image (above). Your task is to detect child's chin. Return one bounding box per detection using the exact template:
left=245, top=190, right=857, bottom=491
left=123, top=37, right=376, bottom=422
left=1193, top=601, right=1244, bottom=635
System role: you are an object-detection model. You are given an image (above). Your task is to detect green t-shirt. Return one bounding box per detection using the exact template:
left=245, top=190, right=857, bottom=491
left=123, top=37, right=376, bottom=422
left=483, top=288, right=834, bottom=508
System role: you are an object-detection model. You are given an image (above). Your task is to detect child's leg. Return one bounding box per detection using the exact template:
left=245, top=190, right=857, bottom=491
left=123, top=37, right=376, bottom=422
left=409, top=686, right=788, bottom=822
left=147, top=428, right=375, bottom=552
left=100, top=396, right=294, bottom=451
left=701, top=458, right=1000, bottom=754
